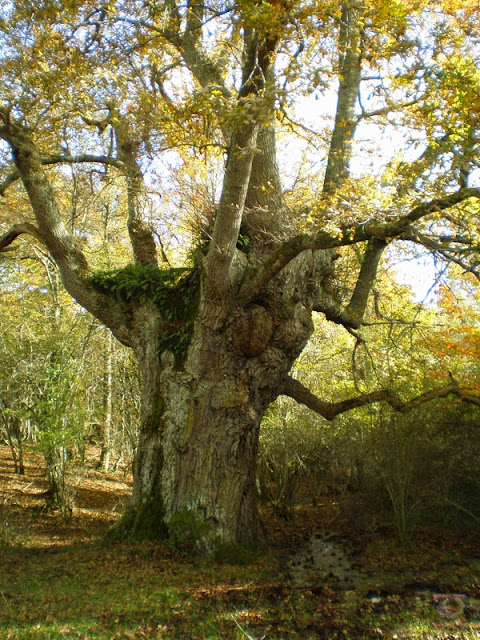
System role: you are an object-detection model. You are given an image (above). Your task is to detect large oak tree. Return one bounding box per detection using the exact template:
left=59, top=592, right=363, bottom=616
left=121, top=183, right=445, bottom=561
left=0, top=0, right=479, bottom=548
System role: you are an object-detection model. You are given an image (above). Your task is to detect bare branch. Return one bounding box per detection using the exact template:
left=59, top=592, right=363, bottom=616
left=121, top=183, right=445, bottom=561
left=402, top=229, right=480, bottom=278
left=0, top=171, right=19, bottom=196
left=239, top=188, right=480, bottom=303
left=280, top=375, right=466, bottom=421
left=358, top=99, right=419, bottom=121
left=0, top=154, right=123, bottom=196
left=42, top=153, right=123, bottom=169
left=119, top=13, right=231, bottom=98
left=397, top=188, right=480, bottom=226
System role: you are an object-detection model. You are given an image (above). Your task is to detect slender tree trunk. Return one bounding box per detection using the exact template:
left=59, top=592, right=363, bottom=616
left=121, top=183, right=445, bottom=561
left=2, top=411, right=24, bottom=475
left=13, top=420, right=24, bottom=475
left=101, top=331, right=114, bottom=472
left=5, top=426, right=19, bottom=474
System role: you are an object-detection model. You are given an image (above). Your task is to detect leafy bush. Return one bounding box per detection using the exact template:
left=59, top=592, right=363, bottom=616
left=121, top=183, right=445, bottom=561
left=258, top=401, right=333, bottom=519
left=259, top=395, right=480, bottom=539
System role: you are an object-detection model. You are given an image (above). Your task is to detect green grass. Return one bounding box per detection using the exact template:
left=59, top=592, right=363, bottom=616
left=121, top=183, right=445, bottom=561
left=2, top=539, right=480, bottom=640
left=2, top=446, right=480, bottom=639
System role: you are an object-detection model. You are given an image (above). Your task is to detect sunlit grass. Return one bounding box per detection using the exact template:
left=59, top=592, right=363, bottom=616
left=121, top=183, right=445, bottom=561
left=2, top=479, right=480, bottom=639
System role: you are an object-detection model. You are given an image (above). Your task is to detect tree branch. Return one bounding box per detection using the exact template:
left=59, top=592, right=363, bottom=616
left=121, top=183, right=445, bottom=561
left=343, top=238, right=387, bottom=326
left=312, top=289, right=352, bottom=327
left=397, top=188, right=480, bottom=226
left=203, top=121, right=259, bottom=323
left=203, top=24, right=280, bottom=324
left=120, top=5, right=234, bottom=143
left=0, top=171, right=20, bottom=196
left=120, top=12, right=231, bottom=98
left=0, top=119, right=132, bottom=345
left=0, top=154, right=123, bottom=196
left=280, top=375, right=465, bottom=421
left=358, top=99, right=419, bottom=121
left=0, top=222, right=44, bottom=252
left=322, top=0, right=362, bottom=195
left=112, top=118, right=158, bottom=267
left=312, top=238, right=388, bottom=328
left=42, top=153, right=123, bottom=169
left=239, top=188, right=480, bottom=304
left=402, top=228, right=480, bottom=278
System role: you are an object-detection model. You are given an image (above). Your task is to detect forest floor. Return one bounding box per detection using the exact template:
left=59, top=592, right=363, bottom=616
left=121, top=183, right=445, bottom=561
left=1, top=445, right=480, bottom=639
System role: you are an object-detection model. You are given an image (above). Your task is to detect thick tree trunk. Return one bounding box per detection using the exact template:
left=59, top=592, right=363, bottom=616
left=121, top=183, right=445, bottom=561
left=162, top=371, right=264, bottom=547
left=117, top=328, right=271, bottom=547
left=116, top=339, right=266, bottom=547
left=112, top=250, right=334, bottom=550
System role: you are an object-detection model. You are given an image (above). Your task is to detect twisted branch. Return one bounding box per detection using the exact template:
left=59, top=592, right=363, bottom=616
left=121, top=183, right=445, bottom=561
left=280, top=375, right=478, bottom=421
left=0, top=223, right=44, bottom=252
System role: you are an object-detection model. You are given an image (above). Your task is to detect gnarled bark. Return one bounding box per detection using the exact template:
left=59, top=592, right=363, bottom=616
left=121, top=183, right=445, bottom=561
left=111, top=247, right=335, bottom=548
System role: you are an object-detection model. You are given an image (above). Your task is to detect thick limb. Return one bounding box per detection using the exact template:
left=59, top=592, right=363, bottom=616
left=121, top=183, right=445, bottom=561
left=279, top=375, right=469, bottom=420
left=239, top=189, right=480, bottom=305
left=0, top=117, right=132, bottom=345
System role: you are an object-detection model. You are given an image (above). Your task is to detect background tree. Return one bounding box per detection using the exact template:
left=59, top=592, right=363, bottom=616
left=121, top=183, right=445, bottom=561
left=0, top=247, right=137, bottom=508
left=0, top=0, right=479, bottom=550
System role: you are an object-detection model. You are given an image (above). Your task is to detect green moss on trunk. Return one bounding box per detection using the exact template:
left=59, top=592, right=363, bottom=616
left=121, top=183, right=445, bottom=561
left=106, top=497, right=168, bottom=543
left=89, top=264, right=200, bottom=365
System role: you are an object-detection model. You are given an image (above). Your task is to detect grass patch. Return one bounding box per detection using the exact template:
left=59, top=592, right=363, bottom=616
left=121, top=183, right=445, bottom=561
left=213, top=541, right=256, bottom=566
left=2, top=447, right=480, bottom=639
left=2, top=540, right=480, bottom=639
